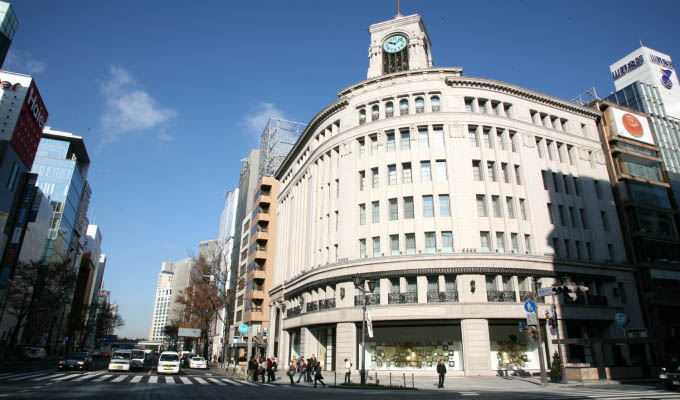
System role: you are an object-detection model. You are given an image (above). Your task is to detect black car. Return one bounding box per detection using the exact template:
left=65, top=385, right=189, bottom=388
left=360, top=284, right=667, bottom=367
left=58, top=352, right=92, bottom=371
left=660, top=365, right=680, bottom=391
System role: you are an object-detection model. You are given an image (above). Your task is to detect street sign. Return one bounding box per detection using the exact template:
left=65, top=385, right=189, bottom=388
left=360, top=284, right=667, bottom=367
left=537, top=287, right=554, bottom=297
left=614, top=313, right=628, bottom=326
left=178, top=328, right=201, bottom=338
left=524, top=300, right=537, bottom=313
left=527, top=312, right=537, bottom=326
left=238, top=324, right=248, bottom=335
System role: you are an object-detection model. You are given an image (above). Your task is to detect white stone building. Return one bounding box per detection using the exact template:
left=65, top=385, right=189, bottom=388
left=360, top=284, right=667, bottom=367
left=267, top=13, right=647, bottom=377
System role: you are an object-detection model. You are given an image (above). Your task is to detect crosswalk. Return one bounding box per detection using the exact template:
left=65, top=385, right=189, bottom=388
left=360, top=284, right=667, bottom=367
left=446, top=387, right=680, bottom=400
left=0, top=370, right=266, bottom=386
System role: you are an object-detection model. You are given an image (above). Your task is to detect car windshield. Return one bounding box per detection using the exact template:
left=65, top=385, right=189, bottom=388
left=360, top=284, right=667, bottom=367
left=67, top=352, right=86, bottom=359
left=132, top=351, right=144, bottom=358
left=160, top=354, right=179, bottom=362
left=191, top=357, right=204, bottom=361
left=112, top=352, right=131, bottom=360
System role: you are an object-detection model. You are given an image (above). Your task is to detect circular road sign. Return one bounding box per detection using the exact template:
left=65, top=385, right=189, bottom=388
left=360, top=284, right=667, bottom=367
left=614, top=313, right=628, bottom=326
left=238, top=324, right=248, bottom=335
left=524, top=300, right=537, bottom=313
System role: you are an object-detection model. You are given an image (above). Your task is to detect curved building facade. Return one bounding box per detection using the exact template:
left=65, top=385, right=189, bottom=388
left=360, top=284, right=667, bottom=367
left=268, top=14, right=646, bottom=376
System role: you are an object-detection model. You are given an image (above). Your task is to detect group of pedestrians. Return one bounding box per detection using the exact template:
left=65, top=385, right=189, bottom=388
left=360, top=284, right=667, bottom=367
left=247, top=355, right=278, bottom=383
left=286, top=353, right=325, bottom=387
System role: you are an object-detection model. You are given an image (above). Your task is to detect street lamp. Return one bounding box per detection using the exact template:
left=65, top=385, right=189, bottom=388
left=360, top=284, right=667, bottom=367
left=353, top=277, right=376, bottom=385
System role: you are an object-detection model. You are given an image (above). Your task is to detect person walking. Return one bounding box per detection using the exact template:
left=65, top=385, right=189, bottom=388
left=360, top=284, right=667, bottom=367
left=259, top=358, right=266, bottom=383
left=287, top=360, right=296, bottom=386
left=314, top=363, right=325, bottom=388
left=248, top=356, right=258, bottom=382
left=437, top=359, right=447, bottom=388
left=296, top=359, right=307, bottom=383
left=344, top=358, right=352, bottom=384
left=306, top=355, right=315, bottom=383
left=271, top=356, right=278, bottom=381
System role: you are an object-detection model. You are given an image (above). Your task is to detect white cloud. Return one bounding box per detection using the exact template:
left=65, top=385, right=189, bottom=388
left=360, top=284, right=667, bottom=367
left=4, top=49, right=46, bottom=74
left=99, top=65, right=176, bottom=144
left=243, top=102, right=286, bottom=136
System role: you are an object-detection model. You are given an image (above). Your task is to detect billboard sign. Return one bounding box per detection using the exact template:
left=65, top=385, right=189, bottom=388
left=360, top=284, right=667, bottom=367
left=608, top=106, right=655, bottom=145
left=10, top=80, right=48, bottom=169
left=178, top=328, right=201, bottom=338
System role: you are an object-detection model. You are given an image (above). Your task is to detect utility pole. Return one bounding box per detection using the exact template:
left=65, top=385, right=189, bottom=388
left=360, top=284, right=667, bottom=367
left=551, top=294, right=568, bottom=384
left=534, top=307, right=548, bottom=386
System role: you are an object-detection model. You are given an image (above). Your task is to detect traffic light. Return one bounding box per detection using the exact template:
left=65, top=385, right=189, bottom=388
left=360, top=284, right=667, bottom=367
left=552, top=281, right=589, bottom=302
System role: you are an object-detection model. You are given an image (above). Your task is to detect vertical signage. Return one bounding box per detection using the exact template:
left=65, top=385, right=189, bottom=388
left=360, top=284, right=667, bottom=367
left=10, top=80, right=48, bottom=170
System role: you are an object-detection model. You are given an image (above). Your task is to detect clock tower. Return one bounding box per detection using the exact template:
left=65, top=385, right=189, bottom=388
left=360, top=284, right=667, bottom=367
left=367, top=13, right=434, bottom=79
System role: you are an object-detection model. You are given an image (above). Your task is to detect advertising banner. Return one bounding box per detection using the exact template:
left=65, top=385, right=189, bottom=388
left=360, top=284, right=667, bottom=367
left=178, top=328, right=202, bottom=338
left=608, top=107, right=655, bottom=145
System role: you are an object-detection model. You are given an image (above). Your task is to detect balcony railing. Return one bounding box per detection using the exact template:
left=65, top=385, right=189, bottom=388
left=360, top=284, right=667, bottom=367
left=286, top=306, right=302, bottom=318
left=386, top=110, right=393, bottom=118
left=354, top=293, right=379, bottom=306
left=388, top=291, right=418, bottom=304
left=427, top=290, right=458, bottom=303
left=586, top=295, right=608, bottom=306
left=319, top=298, right=336, bottom=310
left=416, top=106, right=425, bottom=114
left=359, top=117, right=366, bottom=125
left=487, top=290, right=516, bottom=302
left=432, top=105, right=440, bottom=112
left=306, top=301, right=318, bottom=313
left=519, top=291, right=535, bottom=302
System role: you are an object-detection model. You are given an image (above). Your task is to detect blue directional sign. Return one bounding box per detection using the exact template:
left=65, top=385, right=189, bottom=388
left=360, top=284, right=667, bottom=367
left=614, top=313, right=628, bottom=326
left=524, top=300, right=537, bottom=313
left=238, top=324, right=249, bottom=335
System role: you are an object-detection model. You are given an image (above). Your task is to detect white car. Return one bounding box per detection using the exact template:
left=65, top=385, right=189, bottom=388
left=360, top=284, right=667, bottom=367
left=25, top=347, right=46, bottom=360
left=108, top=350, right=132, bottom=372
left=157, top=351, right=180, bottom=375
left=188, top=356, right=207, bottom=369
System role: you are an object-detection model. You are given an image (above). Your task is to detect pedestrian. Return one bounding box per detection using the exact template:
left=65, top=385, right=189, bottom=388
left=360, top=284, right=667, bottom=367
left=266, top=357, right=273, bottom=382
left=314, top=363, right=325, bottom=388
left=344, top=358, right=352, bottom=384
left=272, top=356, right=278, bottom=381
left=248, top=356, right=258, bottom=382
left=297, top=360, right=307, bottom=383
left=287, top=360, right=296, bottom=386
left=306, top=355, right=314, bottom=382
left=259, top=358, right=266, bottom=383
left=437, top=359, right=447, bottom=388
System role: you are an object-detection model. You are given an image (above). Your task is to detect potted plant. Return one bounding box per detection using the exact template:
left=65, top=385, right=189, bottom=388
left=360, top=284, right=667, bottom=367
left=549, top=351, right=562, bottom=383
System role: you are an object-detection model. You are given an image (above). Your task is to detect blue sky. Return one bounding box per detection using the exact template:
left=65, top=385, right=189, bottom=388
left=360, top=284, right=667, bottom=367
left=6, top=0, right=679, bottom=338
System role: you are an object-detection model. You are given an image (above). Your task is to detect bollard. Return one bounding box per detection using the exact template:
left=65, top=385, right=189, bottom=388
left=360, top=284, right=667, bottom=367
left=375, top=371, right=378, bottom=385
left=334, top=371, right=337, bottom=386
left=403, top=372, right=405, bottom=387
left=412, top=373, right=414, bottom=389
left=389, top=372, right=392, bottom=387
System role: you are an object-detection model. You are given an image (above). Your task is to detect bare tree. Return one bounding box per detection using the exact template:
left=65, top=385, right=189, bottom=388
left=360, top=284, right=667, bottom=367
left=94, top=302, right=125, bottom=342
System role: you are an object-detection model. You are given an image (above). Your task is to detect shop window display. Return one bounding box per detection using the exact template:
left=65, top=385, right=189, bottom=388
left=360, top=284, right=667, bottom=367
left=488, top=324, right=544, bottom=371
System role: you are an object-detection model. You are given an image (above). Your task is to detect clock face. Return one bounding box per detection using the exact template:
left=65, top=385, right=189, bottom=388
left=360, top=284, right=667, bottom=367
left=383, top=35, right=407, bottom=53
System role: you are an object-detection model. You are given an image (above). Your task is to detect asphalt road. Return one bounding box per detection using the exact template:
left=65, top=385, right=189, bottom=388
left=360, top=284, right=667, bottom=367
left=0, top=359, right=678, bottom=399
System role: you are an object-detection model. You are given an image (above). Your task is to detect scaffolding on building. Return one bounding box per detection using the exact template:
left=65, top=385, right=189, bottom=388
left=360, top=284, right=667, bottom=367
left=258, top=118, right=306, bottom=180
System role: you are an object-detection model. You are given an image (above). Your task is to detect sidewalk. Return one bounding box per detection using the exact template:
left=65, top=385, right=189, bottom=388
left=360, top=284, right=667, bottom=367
left=206, top=364, right=657, bottom=391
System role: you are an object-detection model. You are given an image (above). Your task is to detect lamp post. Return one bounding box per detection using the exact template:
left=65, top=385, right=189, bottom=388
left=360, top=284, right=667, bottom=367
left=353, top=277, right=376, bottom=385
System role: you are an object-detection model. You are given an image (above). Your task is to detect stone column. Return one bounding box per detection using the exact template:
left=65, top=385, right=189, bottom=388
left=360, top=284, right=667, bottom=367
left=417, top=276, right=427, bottom=303
left=461, top=318, right=492, bottom=376
left=335, top=322, right=357, bottom=373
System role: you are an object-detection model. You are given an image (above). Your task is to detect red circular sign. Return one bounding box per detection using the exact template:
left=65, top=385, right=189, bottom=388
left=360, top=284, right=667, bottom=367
left=621, top=113, right=644, bottom=137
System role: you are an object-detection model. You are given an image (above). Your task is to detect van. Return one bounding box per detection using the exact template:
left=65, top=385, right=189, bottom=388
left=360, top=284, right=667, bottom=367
left=108, top=350, right=132, bottom=372
left=157, top=351, right=180, bottom=375
left=131, top=349, right=146, bottom=370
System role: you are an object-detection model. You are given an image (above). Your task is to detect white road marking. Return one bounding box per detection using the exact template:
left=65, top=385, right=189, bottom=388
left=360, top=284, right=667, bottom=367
left=240, top=380, right=258, bottom=386
left=164, top=376, right=176, bottom=384
left=207, top=378, right=225, bottom=385
left=459, top=393, right=479, bottom=397
left=111, top=375, right=128, bottom=383
left=130, top=375, right=143, bottom=383
left=73, top=373, right=104, bottom=381
left=93, top=374, right=113, bottom=382
left=148, top=375, right=158, bottom=384
left=221, top=378, right=242, bottom=386
left=194, top=377, right=208, bottom=385
left=179, top=377, right=193, bottom=384
left=53, top=374, right=80, bottom=381
left=5, top=371, right=49, bottom=380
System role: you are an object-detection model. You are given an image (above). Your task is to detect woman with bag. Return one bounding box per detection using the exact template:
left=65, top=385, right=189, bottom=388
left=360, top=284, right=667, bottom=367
left=287, top=360, right=296, bottom=385
left=314, top=363, right=325, bottom=388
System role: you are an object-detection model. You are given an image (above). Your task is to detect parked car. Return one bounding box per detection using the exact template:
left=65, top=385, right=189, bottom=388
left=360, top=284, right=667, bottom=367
left=660, top=365, right=680, bottom=391
left=108, top=350, right=132, bottom=372
left=131, top=349, right=146, bottom=371
left=188, top=356, right=207, bottom=369
left=157, top=351, right=180, bottom=375
left=25, top=347, right=46, bottom=360
left=58, top=352, right=92, bottom=371
left=180, top=353, right=196, bottom=368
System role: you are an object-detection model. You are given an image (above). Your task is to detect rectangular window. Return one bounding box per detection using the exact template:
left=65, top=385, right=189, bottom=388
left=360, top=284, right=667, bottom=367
left=547, top=203, right=554, bottom=224
left=372, top=168, right=379, bottom=188
left=390, top=199, right=399, bottom=221
left=372, top=201, right=380, bottom=223
left=402, top=162, right=412, bottom=183
left=524, top=234, right=533, bottom=254
left=608, top=244, right=614, bottom=261
left=335, top=211, right=339, bottom=231
left=541, top=170, right=548, bottom=190
left=400, top=130, right=411, bottom=150
left=496, top=130, right=505, bottom=150
left=390, top=234, right=399, bottom=255
left=492, top=101, right=500, bottom=115
left=442, top=232, right=453, bottom=252
left=404, top=197, right=414, bottom=219
left=552, top=172, right=559, bottom=192
left=478, top=99, right=487, bottom=113
left=359, top=204, right=366, bottom=225
left=510, top=131, right=518, bottom=152
left=492, top=195, right=502, bottom=217
left=439, top=195, right=450, bottom=217
left=373, top=236, right=381, bottom=257
left=359, top=239, right=366, bottom=258
left=477, top=195, right=488, bottom=217
left=358, top=138, right=365, bottom=157
left=552, top=237, right=560, bottom=257
left=480, top=231, right=491, bottom=252
left=563, top=175, right=570, bottom=194
left=558, top=205, right=566, bottom=226
left=370, top=135, right=378, bottom=154
left=423, top=195, right=434, bottom=217
left=486, top=161, right=495, bottom=182
left=386, top=132, right=396, bottom=152
left=567, top=145, right=576, bottom=165
left=425, top=232, right=436, bottom=253
left=575, top=240, right=582, bottom=259
left=419, top=127, right=429, bottom=149
left=432, top=126, right=444, bottom=147
left=574, top=177, right=581, bottom=196
left=501, top=163, right=510, bottom=183
left=473, top=160, right=483, bottom=181
left=465, top=98, right=474, bottom=112
left=520, top=198, right=527, bottom=220
left=405, top=233, right=416, bottom=254
left=496, top=232, right=505, bottom=253
left=585, top=241, right=592, bottom=260
left=511, top=233, right=519, bottom=253
left=506, top=197, right=515, bottom=219
left=514, top=165, right=522, bottom=185
left=569, top=207, right=577, bottom=228
left=536, top=137, right=544, bottom=158
left=420, top=161, right=432, bottom=182
left=388, top=164, right=397, bottom=185
left=483, top=127, right=492, bottom=148
left=469, top=126, right=479, bottom=147
left=436, top=160, right=447, bottom=181
left=580, top=208, right=588, bottom=229
left=6, top=162, right=19, bottom=191
left=557, top=142, right=565, bottom=163
left=595, top=181, right=603, bottom=199
left=564, top=239, right=571, bottom=258
left=601, top=211, right=609, bottom=231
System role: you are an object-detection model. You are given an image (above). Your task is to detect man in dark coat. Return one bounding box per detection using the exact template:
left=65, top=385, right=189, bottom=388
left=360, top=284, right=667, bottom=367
left=437, top=359, right=447, bottom=388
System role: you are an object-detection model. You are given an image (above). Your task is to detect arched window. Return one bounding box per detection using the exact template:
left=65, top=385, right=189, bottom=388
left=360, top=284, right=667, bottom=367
left=431, top=96, right=441, bottom=112
left=399, top=99, right=409, bottom=115
left=371, top=105, right=380, bottom=121
left=359, top=109, right=366, bottom=125
left=415, top=97, right=425, bottom=113
left=385, top=102, right=394, bottom=118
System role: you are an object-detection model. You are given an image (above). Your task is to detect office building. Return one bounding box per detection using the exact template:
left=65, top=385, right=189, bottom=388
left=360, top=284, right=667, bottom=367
left=0, top=2, right=17, bottom=68
left=148, top=258, right=195, bottom=342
